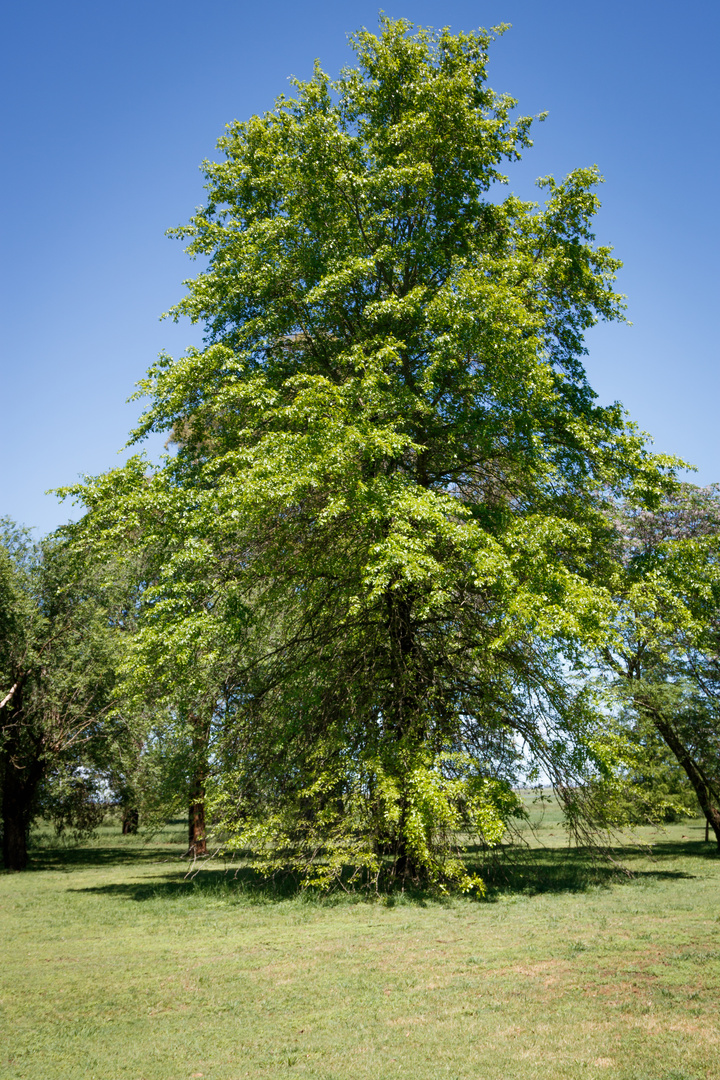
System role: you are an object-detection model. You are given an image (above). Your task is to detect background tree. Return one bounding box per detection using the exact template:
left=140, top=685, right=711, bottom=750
left=65, top=466, right=256, bottom=857
left=604, top=484, right=720, bottom=845
left=68, top=18, right=675, bottom=889
left=0, top=521, right=127, bottom=869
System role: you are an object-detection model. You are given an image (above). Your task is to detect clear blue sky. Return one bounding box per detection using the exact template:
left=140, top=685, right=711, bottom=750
left=2, top=0, right=718, bottom=534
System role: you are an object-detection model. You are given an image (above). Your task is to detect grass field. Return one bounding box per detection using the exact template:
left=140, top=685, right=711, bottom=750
left=1, top=804, right=719, bottom=1080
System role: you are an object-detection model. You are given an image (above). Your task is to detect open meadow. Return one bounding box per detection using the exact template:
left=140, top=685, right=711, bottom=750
left=2, top=807, right=719, bottom=1080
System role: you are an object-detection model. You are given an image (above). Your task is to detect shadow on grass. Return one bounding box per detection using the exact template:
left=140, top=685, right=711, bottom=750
left=468, top=844, right=700, bottom=900
left=73, top=865, right=316, bottom=904
left=20, top=817, right=190, bottom=873
left=25, top=844, right=188, bottom=872
left=627, top=839, right=719, bottom=860
left=63, top=841, right=709, bottom=905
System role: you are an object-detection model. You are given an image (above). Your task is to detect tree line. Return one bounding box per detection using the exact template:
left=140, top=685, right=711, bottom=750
left=2, top=18, right=719, bottom=883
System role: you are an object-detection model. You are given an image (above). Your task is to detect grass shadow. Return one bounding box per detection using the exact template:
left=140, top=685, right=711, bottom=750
left=25, top=844, right=187, bottom=872
left=464, top=843, right=698, bottom=900
left=620, top=839, right=719, bottom=860
left=68, top=843, right=699, bottom=906
left=73, top=865, right=317, bottom=903
left=26, top=833, right=713, bottom=899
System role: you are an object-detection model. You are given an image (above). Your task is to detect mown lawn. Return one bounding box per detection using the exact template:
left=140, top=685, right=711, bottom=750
left=1, top=810, right=719, bottom=1080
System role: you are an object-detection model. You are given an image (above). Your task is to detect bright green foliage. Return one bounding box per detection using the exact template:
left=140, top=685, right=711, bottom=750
left=214, top=751, right=520, bottom=893
left=68, top=18, right=674, bottom=888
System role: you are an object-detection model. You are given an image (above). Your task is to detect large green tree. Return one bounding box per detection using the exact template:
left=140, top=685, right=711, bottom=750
left=69, top=18, right=674, bottom=889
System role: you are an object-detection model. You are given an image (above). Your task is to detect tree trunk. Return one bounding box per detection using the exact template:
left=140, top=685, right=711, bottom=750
left=186, top=710, right=209, bottom=857
left=392, top=834, right=422, bottom=886
left=121, top=806, right=139, bottom=834
left=1, top=726, right=43, bottom=871
left=648, top=707, right=720, bottom=850
left=187, top=776, right=207, bottom=857
left=2, top=789, right=31, bottom=871
left=381, top=589, right=426, bottom=882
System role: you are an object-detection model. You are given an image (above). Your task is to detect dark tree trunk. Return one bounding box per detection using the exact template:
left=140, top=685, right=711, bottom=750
left=187, top=779, right=207, bottom=857
left=648, top=708, right=720, bottom=850
left=1, top=722, right=43, bottom=871
left=121, top=806, right=139, bottom=834
left=392, top=839, right=422, bottom=885
left=386, top=591, right=418, bottom=739
left=2, top=789, right=31, bottom=871
left=381, top=589, right=426, bottom=882
left=186, top=711, right=209, bottom=857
